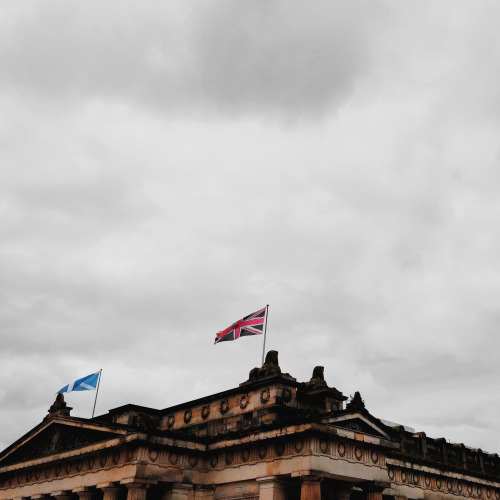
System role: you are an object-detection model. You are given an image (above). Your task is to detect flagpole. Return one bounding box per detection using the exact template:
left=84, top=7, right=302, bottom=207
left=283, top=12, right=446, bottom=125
left=91, top=369, right=102, bottom=419
left=261, top=305, right=269, bottom=365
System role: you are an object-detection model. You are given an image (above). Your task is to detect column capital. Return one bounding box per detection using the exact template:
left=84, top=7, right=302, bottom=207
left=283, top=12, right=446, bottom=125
left=121, top=479, right=156, bottom=488
left=257, top=477, right=287, bottom=486
left=171, top=484, right=193, bottom=492
left=291, top=471, right=324, bottom=481
left=97, top=483, right=120, bottom=490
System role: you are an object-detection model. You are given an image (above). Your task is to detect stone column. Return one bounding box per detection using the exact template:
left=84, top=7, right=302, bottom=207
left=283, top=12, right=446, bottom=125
left=73, top=488, right=97, bottom=500
left=125, top=485, right=147, bottom=500
left=360, top=482, right=388, bottom=500
left=300, top=477, right=322, bottom=500
left=98, top=484, right=122, bottom=500
left=194, top=486, right=214, bottom=500
left=257, top=477, right=286, bottom=500
left=171, top=484, right=192, bottom=500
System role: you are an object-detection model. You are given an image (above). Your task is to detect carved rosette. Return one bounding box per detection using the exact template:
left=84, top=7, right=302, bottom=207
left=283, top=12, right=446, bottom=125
left=295, top=438, right=304, bottom=453
left=202, top=405, right=210, bottom=419
left=184, top=409, right=192, bottom=423
left=220, top=399, right=229, bottom=414
left=281, top=387, right=292, bottom=403
left=260, top=388, right=270, bottom=404
left=167, top=415, right=175, bottom=428
left=319, top=440, right=328, bottom=453
left=275, top=441, right=285, bottom=456
left=240, top=394, right=249, bottom=409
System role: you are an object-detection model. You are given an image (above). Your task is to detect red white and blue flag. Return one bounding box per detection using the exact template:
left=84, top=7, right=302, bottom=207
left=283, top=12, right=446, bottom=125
left=214, top=307, right=267, bottom=345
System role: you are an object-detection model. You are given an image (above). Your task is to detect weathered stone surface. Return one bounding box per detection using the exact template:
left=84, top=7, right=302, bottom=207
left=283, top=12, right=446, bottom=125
left=0, top=355, right=498, bottom=500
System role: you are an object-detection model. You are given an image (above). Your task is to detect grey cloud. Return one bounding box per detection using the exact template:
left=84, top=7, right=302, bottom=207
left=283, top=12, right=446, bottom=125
left=0, top=1, right=383, bottom=118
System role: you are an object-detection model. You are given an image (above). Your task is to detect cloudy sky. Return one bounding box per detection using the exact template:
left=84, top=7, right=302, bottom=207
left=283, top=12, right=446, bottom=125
left=1, top=1, right=500, bottom=454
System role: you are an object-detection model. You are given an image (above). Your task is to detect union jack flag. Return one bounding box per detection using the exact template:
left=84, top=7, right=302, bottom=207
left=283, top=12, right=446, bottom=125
left=214, top=307, right=267, bottom=344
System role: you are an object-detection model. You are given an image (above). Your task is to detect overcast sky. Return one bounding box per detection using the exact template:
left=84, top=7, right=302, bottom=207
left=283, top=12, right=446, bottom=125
left=1, top=1, right=499, bottom=455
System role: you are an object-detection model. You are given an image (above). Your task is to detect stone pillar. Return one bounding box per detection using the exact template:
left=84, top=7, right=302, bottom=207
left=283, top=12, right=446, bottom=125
left=257, top=477, right=286, bottom=500
left=98, top=484, right=122, bottom=500
left=125, top=485, right=147, bottom=500
left=360, top=482, right=388, bottom=500
left=171, top=484, right=192, bottom=500
left=73, top=488, right=97, bottom=500
left=194, top=486, right=214, bottom=500
left=300, top=477, right=322, bottom=500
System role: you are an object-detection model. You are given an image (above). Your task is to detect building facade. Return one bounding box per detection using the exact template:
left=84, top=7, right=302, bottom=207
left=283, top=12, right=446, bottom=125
left=0, top=352, right=498, bottom=500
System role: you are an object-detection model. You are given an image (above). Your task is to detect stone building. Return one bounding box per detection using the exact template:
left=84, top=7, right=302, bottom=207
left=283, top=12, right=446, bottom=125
left=0, top=352, right=498, bottom=500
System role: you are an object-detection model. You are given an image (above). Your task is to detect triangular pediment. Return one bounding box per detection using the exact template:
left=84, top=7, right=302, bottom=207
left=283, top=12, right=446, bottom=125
left=0, top=419, right=123, bottom=467
left=328, top=412, right=393, bottom=439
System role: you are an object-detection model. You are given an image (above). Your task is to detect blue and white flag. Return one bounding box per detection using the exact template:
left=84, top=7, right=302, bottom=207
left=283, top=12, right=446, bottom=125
left=57, top=372, right=100, bottom=394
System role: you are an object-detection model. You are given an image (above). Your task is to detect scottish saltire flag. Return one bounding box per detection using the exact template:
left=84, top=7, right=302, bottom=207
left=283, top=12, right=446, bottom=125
left=57, top=372, right=100, bottom=394
left=215, top=307, right=266, bottom=344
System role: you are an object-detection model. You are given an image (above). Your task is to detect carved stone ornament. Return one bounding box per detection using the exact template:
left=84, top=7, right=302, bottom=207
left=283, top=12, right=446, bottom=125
left=354, top=446, right=363, bottom=460
left=436, top=478, right=442, bottom=490
left=220, top=399, right=229, bottom=414
left=86, top=457, right=93, bottom=470
left=188, top=455, right=198, bottom=467
left=338, top=442, right=346, bottom=457
left=303, top=366, right=328, bottom=391
left=258, top=445, right=267, bottom=459
left=241, top=448, right=250, bottom=462
left=167, top=415, right=175, bottom=428
left=202, top=405, right=210, bottom=419
left=425, top=475, right=431, bottom=487
left=401, top=471, right=407, bottom=483
left=260, top=388, right=270, bottom=404
left=46, top=393, right=72, bottom=419
left=169, top=451, right=179, bottom=465
left=184, top=409, right=192, bottom=423
left=240, top=394, right=249, bottom=409
left=249, top=350, right=281, bottom=381
left=346, top=391, right=366, bottom=411
left=371, top=449, right=378, bottom=463
left=100, top=454, right=107, bottom=467
left=275, top=441, right=285, bottom=456
left=149, top=449, right=158, bottom=462
left=295, top=438, right=304, bottom=453
left=447, top=480, right=453, bottom=491
left=210, top=455, right=218, bottom=468
left=281, top=387, right=292, bottom=402
left=388, top=469, right=394, bottom=480
left=112, top=451, right=120, bottom=465
left=413, top=473, right=419, bottom=485
left=225, top=451, right=234, bottom=465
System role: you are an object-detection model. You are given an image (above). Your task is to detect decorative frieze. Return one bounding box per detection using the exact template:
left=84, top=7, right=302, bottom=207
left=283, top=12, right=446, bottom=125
left=387, top=465, right=499, bottom=498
